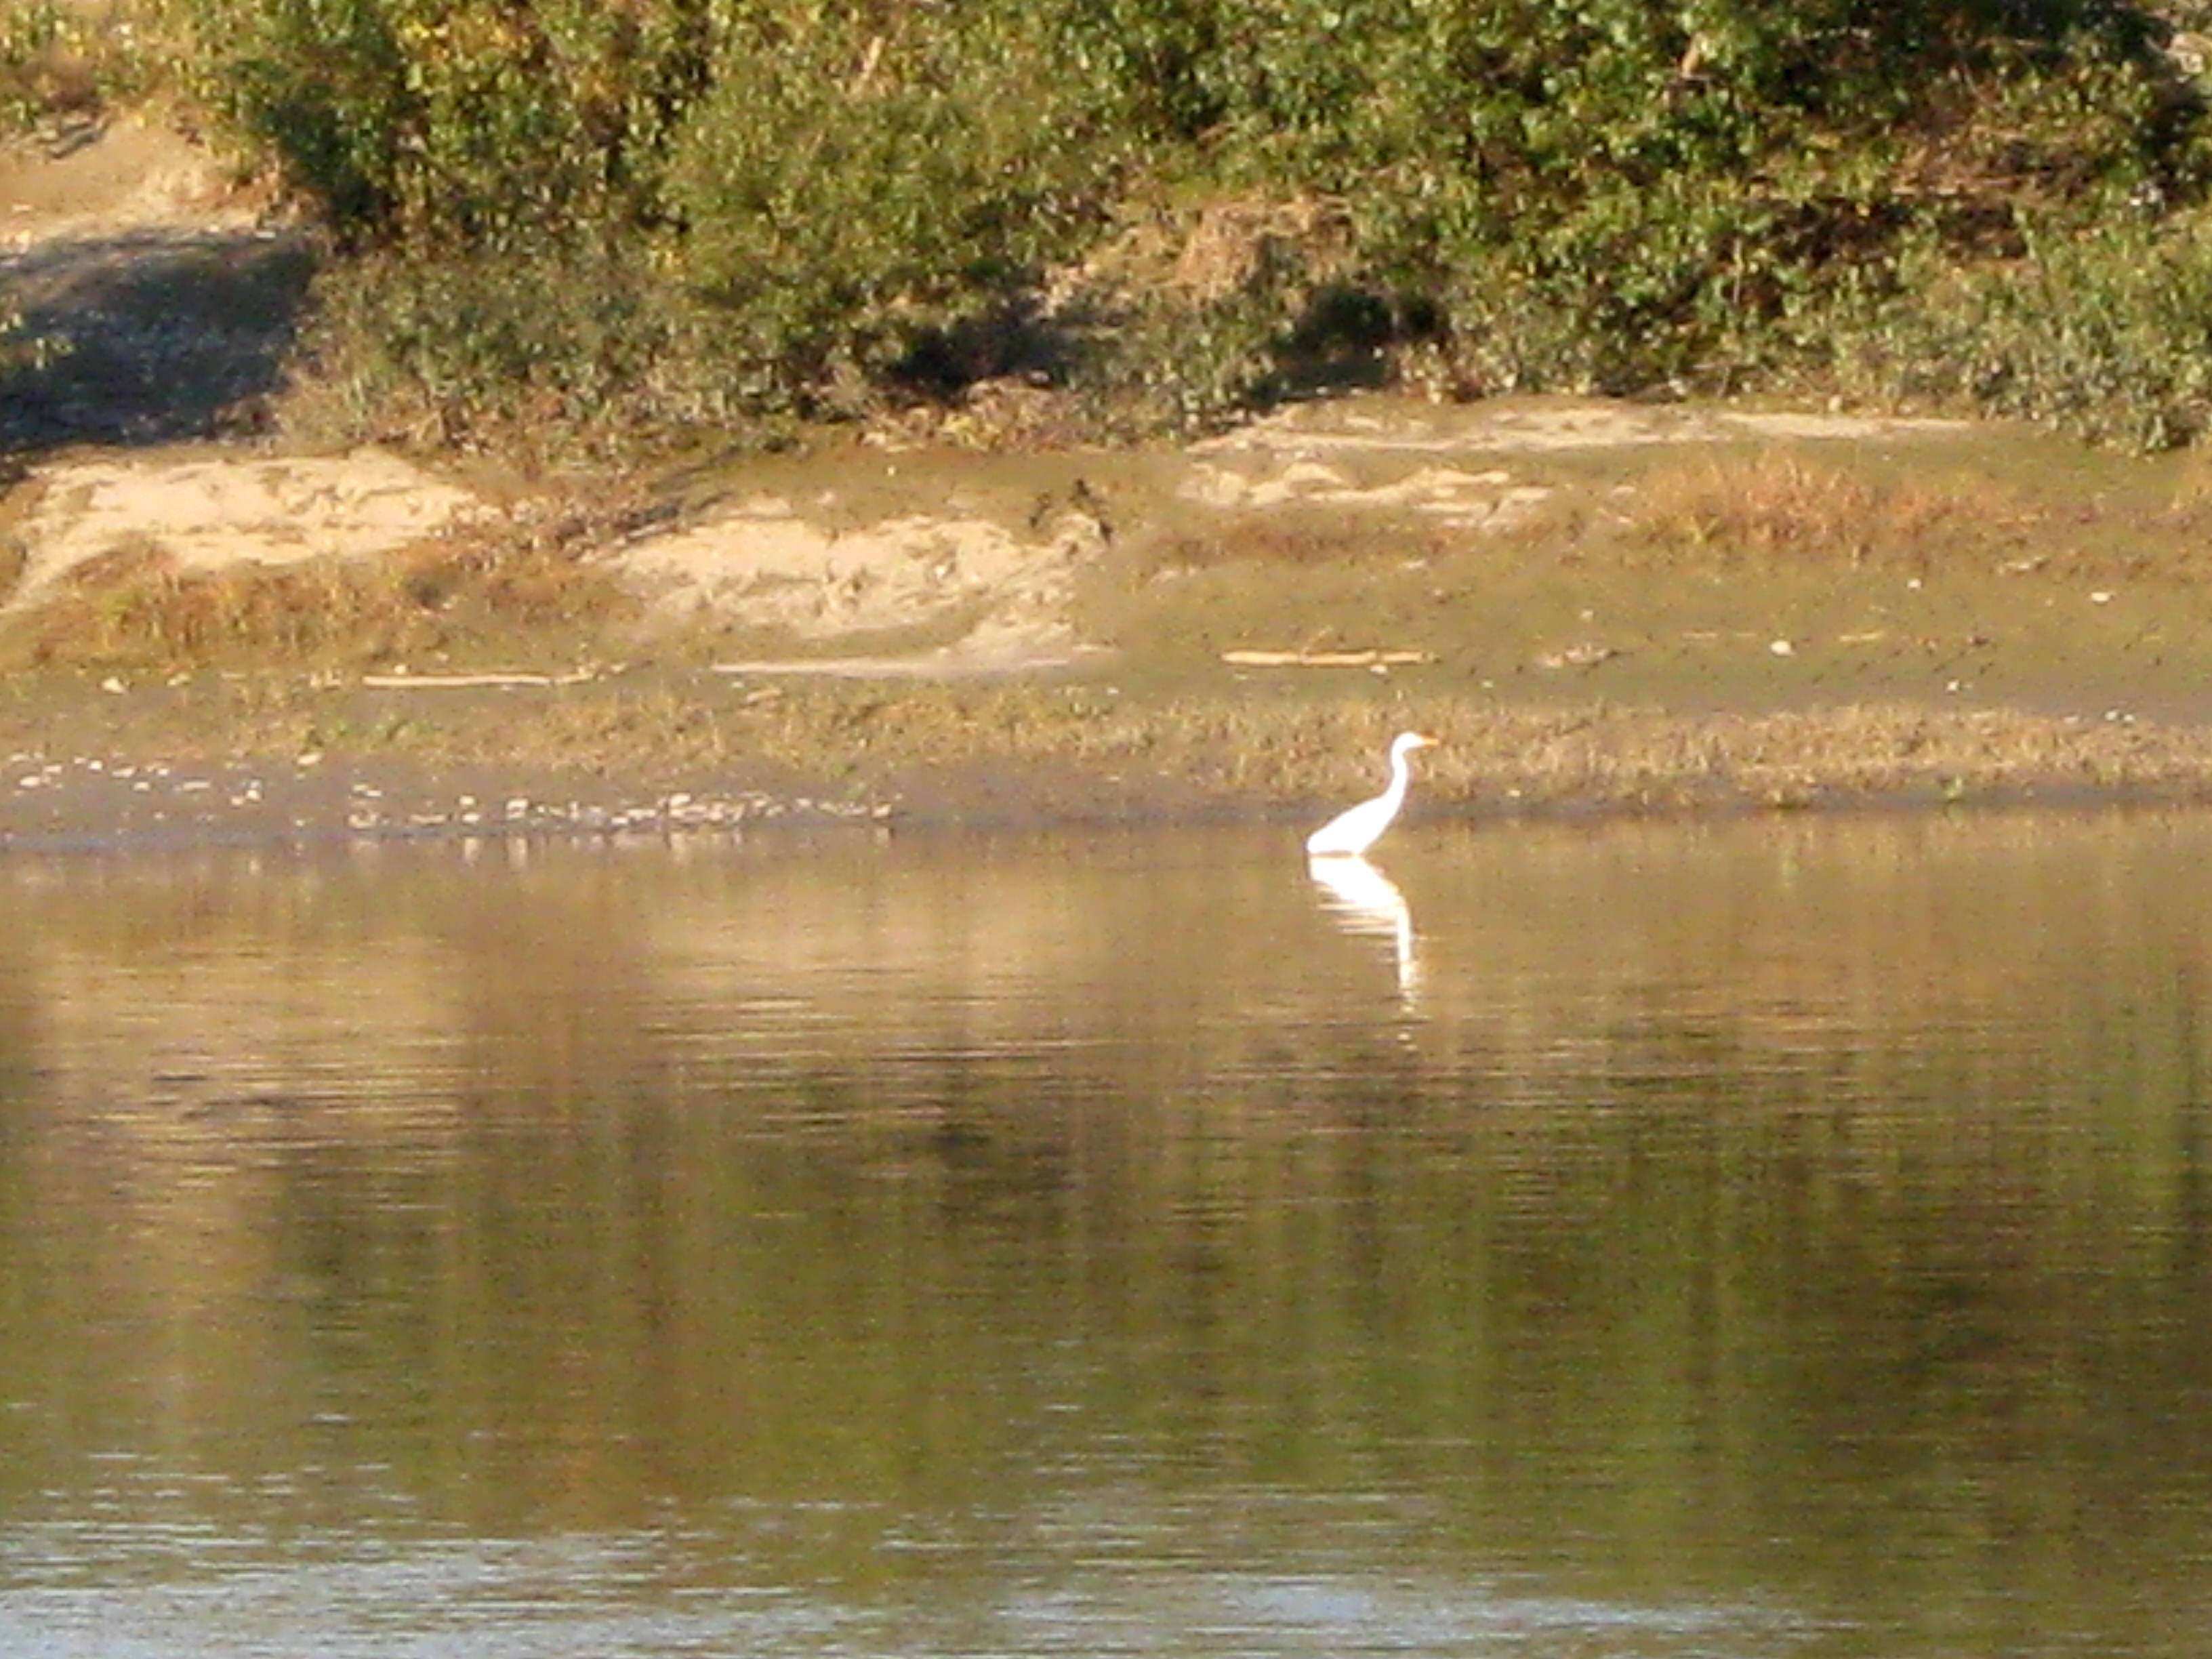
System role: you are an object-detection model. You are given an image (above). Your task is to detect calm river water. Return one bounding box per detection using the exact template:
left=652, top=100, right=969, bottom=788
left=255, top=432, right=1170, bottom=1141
left=3, top=811, right=2212, bottom=1656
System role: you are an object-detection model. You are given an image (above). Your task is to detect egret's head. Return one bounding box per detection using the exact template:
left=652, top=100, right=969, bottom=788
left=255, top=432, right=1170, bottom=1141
left=1392, top=731, right=1441, bottom=757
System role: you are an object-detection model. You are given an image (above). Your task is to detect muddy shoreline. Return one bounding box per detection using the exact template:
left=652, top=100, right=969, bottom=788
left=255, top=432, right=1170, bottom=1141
left=9, top=663, right=2212, bottom=853
left=5, top=739, right=2199, bottom=857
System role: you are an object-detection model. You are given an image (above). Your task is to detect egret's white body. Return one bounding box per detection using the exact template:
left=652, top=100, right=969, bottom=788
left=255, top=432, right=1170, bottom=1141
left=1305, top=732, right=1439, bottom=857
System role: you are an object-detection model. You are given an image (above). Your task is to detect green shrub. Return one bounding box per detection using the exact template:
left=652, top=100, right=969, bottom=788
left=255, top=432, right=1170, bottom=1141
left=1, top=0, right=167, bottom=130
left=1196, top=0, right=2197, bottom=398
left=173, top=0, right=714, bottom=243
left=1845, top=216, right=2212, bottom=451
left=283, top=241, right=773, bottom=457
left=1, top=1, right=79, bottom=129
left=164, top=0, right=2212, bottom=447
left=663, top=6, right=1115, bottom=414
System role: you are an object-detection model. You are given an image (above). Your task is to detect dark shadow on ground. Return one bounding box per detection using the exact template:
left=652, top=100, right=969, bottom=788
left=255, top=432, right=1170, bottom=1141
left=0, top=226, right=316, bottom=454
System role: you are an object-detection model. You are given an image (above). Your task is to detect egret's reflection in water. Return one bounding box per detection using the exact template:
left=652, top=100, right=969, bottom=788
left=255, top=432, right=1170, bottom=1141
left=1307, top=853, right=1419, bottom=1006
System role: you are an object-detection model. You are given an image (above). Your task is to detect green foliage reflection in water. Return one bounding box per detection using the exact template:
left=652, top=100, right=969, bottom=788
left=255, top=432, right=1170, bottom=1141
left=5, top=819, right=2212, bottom=1647
left=165, top=0, right=2212, bottom=449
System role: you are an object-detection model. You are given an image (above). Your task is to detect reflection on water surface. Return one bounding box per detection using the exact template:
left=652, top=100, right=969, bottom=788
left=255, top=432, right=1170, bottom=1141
left=3, top=812, right=2212, bottom=1656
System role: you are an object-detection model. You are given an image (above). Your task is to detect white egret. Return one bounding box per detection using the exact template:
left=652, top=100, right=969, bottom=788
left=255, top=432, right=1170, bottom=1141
left=1305, top=731, right=1439, bottom=857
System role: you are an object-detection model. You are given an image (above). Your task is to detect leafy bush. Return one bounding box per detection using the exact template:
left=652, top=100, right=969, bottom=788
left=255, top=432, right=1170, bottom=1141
left=282, top=242, right=766, bottom=457
left=1186, top=0, right=2196, bottom=396
left=1, top=0, right=167, bottom=130
left=174, top=0, right=712, bottom=243
left=664, top=6, right=1114, bottom=414
left=161, top=0, right=2212, bottom=447
left=1844, top=216, right=2212, bottom=450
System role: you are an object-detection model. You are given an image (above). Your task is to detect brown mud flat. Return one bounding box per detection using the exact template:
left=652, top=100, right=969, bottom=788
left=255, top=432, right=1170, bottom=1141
left=9, top=384, right=2212, bottom=847
left=11, top=388, right=2212, bottom=846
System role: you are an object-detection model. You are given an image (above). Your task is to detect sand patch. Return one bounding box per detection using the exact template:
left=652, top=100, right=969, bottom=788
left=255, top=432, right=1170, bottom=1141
left=1178, top=456, right=1555, bottom=530
left=3, top=451, right=483, bottom=608
left=1172, top=396, right=1969, bottom=539
left=618, top=495, right=1109, bottom=672
left=0, top=115, right=270, bottom=247
left=1194, top=395, right=1971, bottom=457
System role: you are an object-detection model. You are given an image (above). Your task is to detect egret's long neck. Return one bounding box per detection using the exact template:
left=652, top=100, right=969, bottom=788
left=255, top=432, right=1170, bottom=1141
left=1380, top=749, right=1413, bottom=811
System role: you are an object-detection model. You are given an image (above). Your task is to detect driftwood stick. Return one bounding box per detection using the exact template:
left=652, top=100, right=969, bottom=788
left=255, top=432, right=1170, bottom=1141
left=1221, top=648, right=1435, bottom=668
left=360, top=671, right=596, bottom=689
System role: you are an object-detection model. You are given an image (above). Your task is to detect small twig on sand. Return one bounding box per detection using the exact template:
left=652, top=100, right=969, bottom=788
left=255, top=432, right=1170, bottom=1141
left=1221, top=648, right=1435, bottom=668
left=360, top=670, right=597, bottom=689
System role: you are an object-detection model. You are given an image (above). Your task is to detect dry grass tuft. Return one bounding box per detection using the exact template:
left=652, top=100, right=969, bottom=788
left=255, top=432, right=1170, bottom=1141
left=1126, top=512, right=1458, bottom=577
left=2, top=493, right=646, bottom=672
left=1618, top=449, right=2030, bottom=571
left=0, top=530, right=29, bottom=600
